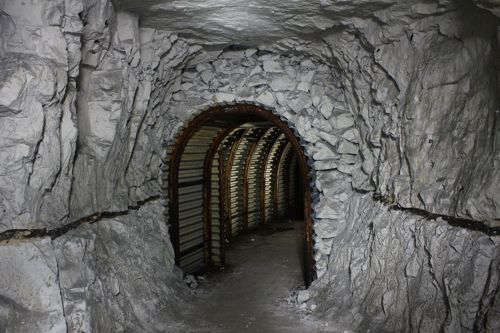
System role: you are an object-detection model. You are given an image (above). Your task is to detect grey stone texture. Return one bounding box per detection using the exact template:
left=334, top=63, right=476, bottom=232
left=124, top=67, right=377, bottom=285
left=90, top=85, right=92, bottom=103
left=0, top=200, right=189, bottom=333
left=1, top=1, right=194, bottom=332
left=324, top=7, right=500, bottom=223
left=0, top=0, right=200, bottom=232
left=0, top=0, right=499, bottom=332
left=0, top=238, right=66, bottom=333
left=310, top=193, right=500, bottom=333
left=53, top=199, right=187, bottom=332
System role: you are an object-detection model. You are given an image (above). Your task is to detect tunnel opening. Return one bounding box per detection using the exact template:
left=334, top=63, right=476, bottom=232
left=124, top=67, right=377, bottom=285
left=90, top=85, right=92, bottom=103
left=167, top=104, right=314, bottom=285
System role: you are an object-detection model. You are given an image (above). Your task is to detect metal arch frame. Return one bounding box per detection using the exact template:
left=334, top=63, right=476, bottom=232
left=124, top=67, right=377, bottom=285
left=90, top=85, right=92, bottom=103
left=242, top=129, right=268, bottom=231
left=168, top=103, right=315, bottom=284
left=202, top=128, right=235, bottom=267
left=168, top=119, right=212, bottom=266
left=262, top=135, right=286, bottom=223
left=224, top=129, right=248, bottom=240
left=275, top=142, right=293, bottom=217
left=271, top=141, right=291, bottom=221
left=260, top=131, right=283, bottom=225
left=287, top=154, right=300, bottom=215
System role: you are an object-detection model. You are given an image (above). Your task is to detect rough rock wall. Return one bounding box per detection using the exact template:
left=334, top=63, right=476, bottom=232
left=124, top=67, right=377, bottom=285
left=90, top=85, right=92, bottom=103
left=53, top=199, right=188, bottom=332
left=310, top=193, right=500, bottom=333
left=71, top=5, right=200, bottom=219
left=1, top=199, right=188, bottom=332
left=0, top=0, right=198, bottom=331
left=340, top=6, right=499, bottom=222
left=271, top=1, right=500, bottom=224
left=263, top=3, right=500, bottom=332
left=0, top=0, right=499, bottom=332
left=0, top=0, right=200, bottom=230
left=0, top=0, right=79, bottom=231
left=168, top=40, right=500, bottom=331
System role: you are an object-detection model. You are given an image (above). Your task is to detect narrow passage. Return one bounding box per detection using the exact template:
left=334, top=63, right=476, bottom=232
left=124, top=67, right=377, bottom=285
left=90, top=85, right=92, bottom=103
left=179, top=220, right=335, bottom=333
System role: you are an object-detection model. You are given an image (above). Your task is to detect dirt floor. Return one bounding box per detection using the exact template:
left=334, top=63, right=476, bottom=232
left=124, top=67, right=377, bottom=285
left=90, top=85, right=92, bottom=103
left=176, top=220, right=337, bottom=333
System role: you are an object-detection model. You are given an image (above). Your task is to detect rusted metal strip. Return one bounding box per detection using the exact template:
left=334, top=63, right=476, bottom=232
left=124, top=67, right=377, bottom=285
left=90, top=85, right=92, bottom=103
left=282, top=151, right=292, bottom=214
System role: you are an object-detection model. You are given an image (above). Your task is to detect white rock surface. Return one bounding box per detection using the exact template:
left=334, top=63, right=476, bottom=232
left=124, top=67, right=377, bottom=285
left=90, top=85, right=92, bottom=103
left=166, top=42, right=499, bottom=331
left=0, top=0, right=499, bottom=332
left=53, top=199, right=188, bottom=332
left=0, top=238, right=66, bottom=333
left=310, top=193, right=500, bottom=333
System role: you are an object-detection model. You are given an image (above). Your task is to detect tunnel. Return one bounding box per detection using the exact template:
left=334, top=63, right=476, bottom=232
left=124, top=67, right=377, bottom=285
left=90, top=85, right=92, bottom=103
left=167, top=104, right=314, bottom=283
left=1, top=1, right=500, bottom=332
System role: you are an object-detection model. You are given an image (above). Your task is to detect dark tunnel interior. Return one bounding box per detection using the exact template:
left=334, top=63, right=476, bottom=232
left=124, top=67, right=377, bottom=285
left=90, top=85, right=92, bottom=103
left=167, top=105, right=312, bottom=281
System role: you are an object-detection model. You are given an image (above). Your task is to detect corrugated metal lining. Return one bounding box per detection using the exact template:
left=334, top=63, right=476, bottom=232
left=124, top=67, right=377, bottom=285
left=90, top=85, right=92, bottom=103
left=177, top=126, right=220, bottom=273
left=228, top=128, right=268, bottom=237
left=219, top=129, right=246, bottom=242
left=277, top=143, right=294, bottom=217
left=210, top=141, right=222, bottom=265
left=288, top=155, right=299, bottom=211
left=227, top=129, right=249, bottom=238
left=247, top=127, right=281, bottom=228
left=246, top=128, right=281, bottom=228
left=263, top=134, right=289, bottom=223
left=172, top=122, right=302, bottom=274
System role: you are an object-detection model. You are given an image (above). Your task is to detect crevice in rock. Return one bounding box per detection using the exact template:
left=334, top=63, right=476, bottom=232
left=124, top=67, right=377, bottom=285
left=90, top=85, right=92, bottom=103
left=474, top=258, right=499, bottom=331
left=0, top=195, right=161, bottom=243
left=374, top=195, right=500, bottom=236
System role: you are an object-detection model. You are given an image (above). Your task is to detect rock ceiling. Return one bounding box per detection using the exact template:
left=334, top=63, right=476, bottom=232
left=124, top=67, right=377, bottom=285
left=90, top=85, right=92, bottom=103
left=113, top=0, right=500, bottom=47
left=112, top=0, right=500, bottom=53
left=110, top=0, right=421, bottom=46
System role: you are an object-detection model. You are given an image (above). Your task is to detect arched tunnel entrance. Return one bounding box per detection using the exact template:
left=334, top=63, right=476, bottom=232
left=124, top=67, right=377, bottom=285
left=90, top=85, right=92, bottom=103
left=168, top=104, right=314, bottom=284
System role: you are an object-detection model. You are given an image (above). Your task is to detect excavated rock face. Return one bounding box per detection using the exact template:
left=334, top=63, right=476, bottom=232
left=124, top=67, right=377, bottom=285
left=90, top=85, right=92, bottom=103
left=0, top=0, right=198, bottom=331
left=0, top=0, right=499, bottom=332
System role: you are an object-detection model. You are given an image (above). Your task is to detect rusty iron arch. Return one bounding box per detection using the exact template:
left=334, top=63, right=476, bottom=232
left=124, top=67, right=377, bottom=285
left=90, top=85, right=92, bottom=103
left=167, top=103, right=315, bottom=284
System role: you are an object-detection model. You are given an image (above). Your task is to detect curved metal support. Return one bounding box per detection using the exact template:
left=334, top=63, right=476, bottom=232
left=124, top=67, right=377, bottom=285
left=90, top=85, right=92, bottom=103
left=202, top=128, right=234, bottom=267
left=242, top=129, right=268, bottom=230
left=274, top=143, right=292, bottom=218
left=223, top=129, right=247, bottom=240
left=271, top=141, right=290, bottom=220
left=260, top=131, right=282, bottom=225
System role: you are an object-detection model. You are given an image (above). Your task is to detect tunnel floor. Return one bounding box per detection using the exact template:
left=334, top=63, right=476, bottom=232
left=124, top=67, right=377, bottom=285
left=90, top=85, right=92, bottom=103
left=177, top=220, right=336, bottom=333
